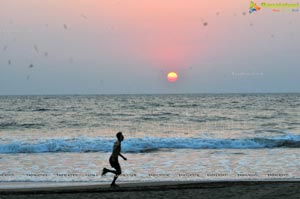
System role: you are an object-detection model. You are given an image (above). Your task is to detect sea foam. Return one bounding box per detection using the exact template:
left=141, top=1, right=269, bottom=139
left=0, top=134, right=299, bottom=154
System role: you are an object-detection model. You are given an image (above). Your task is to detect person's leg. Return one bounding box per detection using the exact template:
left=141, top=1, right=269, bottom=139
left=102, top=167, right=117, bottom=176
left=111, top=175, right=118, bottom=186
left=103, top=158, right=119, bottom=176
left=111, top=163, right=121, bottom=186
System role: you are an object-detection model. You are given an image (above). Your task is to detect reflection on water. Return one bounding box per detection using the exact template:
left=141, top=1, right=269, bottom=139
left=0, top=149, right=299, bottom=182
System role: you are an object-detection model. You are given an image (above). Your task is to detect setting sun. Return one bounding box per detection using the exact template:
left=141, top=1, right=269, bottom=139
left=167, top=72, right=178, bottom=82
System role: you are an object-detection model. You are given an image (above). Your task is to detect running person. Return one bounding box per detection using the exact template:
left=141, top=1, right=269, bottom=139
left=102, top=132, right=127, bottom=187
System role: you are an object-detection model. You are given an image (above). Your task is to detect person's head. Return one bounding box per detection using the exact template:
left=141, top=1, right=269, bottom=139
left=116, top=132, right=124, bottom=141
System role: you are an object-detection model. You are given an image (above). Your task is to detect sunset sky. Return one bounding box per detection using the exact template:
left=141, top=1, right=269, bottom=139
left=0, top=0, right=299, bottom=94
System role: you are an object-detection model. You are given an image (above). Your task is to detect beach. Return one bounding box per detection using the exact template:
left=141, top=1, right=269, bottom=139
left=1, top=0, right=300, bottom=197
left=0, top=181, right=300, bottom=199
left=1, top=95, right=300, bottom=182
left=0, top=95, right=300, bottom=198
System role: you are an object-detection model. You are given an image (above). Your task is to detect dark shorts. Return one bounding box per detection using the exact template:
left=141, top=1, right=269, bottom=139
left=109, top=157, right=121, bottom=175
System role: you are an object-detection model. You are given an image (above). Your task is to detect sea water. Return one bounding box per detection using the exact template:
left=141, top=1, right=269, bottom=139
left=0, top=94, right=299, bottom=183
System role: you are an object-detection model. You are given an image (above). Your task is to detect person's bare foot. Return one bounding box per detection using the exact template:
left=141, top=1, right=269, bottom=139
left=110, top=183, right=120, bottom=188
left=101, top=168, right=108, bottom=176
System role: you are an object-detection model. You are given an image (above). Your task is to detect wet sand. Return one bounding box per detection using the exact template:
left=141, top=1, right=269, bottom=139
left=0, top=181, right=300, bottom=199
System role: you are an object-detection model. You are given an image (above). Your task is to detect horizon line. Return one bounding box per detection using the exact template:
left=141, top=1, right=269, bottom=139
left=0, top=92, right=300, bottom=96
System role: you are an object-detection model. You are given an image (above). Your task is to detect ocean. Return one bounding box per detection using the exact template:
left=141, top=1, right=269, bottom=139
left=0, top=94, right=299, bottom=183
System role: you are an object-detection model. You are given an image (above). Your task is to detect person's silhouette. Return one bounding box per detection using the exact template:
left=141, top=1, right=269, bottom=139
left=102, top=132, right=127, bottom=187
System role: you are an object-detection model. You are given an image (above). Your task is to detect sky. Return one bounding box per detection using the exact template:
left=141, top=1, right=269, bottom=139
left=0, top=0, right=300, bottom=95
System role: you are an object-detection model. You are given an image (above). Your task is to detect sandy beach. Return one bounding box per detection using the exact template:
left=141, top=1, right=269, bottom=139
left=0, top=181, right=300, bottom=199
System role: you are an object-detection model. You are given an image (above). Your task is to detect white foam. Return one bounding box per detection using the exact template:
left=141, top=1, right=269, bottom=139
left=0, top=134, right=299, bottom=154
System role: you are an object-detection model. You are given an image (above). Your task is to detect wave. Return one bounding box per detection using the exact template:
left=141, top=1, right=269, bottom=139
left=33, top=108, right=52, bottom=112
left=0, top=122, right=44, bottom=129
left=0, top=134, right=300, bottom=154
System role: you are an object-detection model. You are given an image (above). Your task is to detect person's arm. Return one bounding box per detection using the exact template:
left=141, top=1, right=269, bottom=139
left=119, top=153, right=127, bottom=160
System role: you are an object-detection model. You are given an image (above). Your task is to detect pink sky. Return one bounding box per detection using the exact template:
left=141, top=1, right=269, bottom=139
left=0, top=0, right=299, bottom=94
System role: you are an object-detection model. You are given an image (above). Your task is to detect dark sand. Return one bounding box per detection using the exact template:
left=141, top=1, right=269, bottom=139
left=1, top=181, right=300, bottom=199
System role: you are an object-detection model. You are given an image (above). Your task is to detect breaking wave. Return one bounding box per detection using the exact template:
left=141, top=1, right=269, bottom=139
left=0, top=134, right=299, bottom=154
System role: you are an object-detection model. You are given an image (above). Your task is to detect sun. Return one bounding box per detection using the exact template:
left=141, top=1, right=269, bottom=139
left=167, top=72, right=178, bottom=82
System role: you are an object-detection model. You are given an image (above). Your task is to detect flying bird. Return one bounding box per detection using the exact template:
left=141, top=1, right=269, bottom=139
left=34, top=45, right=39, bottom=53
left=81, top=14, right=88, bottom=20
